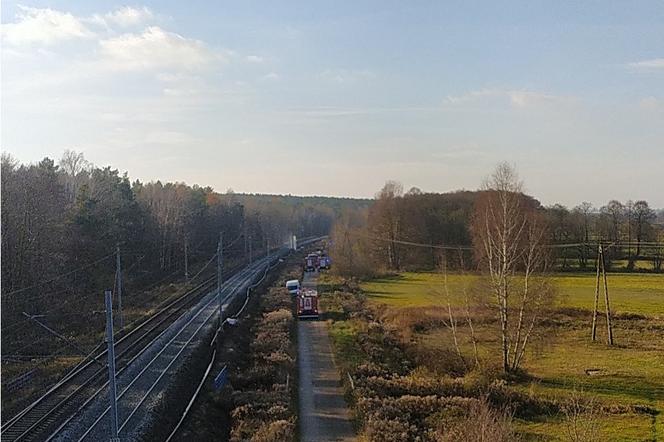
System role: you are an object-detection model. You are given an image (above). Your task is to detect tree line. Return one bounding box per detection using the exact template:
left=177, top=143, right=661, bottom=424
left=331, top=162, right=662, bottom=378
left=330, top=176, right=663, bottom=276
left=1, top=151, right=358, bottom=355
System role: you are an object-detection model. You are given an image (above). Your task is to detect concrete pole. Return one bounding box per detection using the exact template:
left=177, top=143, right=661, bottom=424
left=115, top=244, right=123, bottom=329
left=184, top=235, right=189, bottom=282
left=217, top=233, right=223, bottom=327
left=244, top=223, right=248, bottom=261
left=249, top=235, right=253, bottom=263
left=105, top=290, right=119, bottom=439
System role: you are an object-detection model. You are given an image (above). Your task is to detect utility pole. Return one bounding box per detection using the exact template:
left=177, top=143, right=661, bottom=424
left=184, top=235, right=189, bottom=282
left=248, top=235, right=253, bottom=263
left=243, top=223, right=248, bottom=261
left=591, top=244, right=614, bottom=345
left=105, top=290, right=119, bottom=440
left=591, top=244, right=601, bottom=341
left=601, top=247, right=614, bottom=345
left=115, top=244, right=123, bottom=329
left=217, top=232, right=223, bottom=327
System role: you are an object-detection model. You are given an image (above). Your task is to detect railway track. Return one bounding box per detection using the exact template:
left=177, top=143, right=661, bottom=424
left=1, top=237, right=323, bottom=442
left=0, top=256, right=258, bottom=442
left=64, top=258, right=272, bottom=441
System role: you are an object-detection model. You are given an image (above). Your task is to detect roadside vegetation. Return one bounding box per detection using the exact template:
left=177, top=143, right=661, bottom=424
left=227, top=281, right=298, bottom=441
left=169, top=256, right=302, bottom=442
left=324, top=163, right=663, bottom=441
left=321, top=271, right=663, bottom=441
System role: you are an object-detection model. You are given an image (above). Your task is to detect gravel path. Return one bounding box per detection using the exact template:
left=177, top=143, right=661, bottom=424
left=298, top=270, right=355, bottom=442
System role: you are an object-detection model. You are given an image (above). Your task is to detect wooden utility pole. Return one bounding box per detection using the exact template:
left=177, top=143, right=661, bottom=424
left=591, top=244, right=614, bottom=345
left=601, top=247, right=614, bottom=345
left=591, top=244, right=601, bottom=341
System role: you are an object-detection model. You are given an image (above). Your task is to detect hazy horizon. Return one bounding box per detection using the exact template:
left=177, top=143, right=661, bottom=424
left=2, top=1, right=663, bottom=208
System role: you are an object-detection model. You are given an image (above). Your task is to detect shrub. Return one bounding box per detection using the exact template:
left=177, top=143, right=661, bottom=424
left=251, top=419, right=296, bottom=442
left=436, top=398, right=521, bottom=442
left=228, top=266, right=298, bottom=441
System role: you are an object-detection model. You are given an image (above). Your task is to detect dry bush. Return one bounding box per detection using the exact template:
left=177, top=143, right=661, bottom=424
left=406, top=345, right=468, bottom=376
left=250, top=419, right=296, bottom=442
left=264, top=308, right=293, bottom=323
left=437, top=398, right=520, bottom=442
left=228, top=267, right=297, bottom=441
left=363, top=417, right=419, bottom=442
left=561, top=392, right=602, bottom=442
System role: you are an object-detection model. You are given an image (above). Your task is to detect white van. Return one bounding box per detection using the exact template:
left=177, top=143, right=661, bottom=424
left=286, top=279, right=300, bottom=295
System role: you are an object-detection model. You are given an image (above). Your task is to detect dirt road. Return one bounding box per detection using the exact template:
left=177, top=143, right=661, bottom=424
left=298, top=271, right=355, bottom=442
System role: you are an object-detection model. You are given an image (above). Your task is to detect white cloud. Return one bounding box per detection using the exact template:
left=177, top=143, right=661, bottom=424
left=245, top=55, right=264, bottom=63
left=91, top=6, right=154, bottom=28
left=627, top=58, right=664, bottom=72
left=319, top=68, right=375, bottom=84
left=2, top=5, right=93, bottom=45
left=99, top=26, right=216, bottom=71
left=639, top=96, right=661, bottom=110
left=446, top=88, right=574, bottom=108
left=262, top=72, right=280, bottom=81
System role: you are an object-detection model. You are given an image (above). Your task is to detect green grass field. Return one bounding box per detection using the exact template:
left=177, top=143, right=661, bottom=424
left=363, top=272, right=664, bottom=317
left=361, top=271, right=664, bottom=441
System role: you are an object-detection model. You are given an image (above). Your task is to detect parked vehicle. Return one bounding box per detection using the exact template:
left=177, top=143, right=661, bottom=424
left=297, top=289, right=319, bottom=319
left=304, top=254, right=319, bottom=272
left=319, top=255, right=331, bottom=270
left=286, top=279, right=300, bottom=295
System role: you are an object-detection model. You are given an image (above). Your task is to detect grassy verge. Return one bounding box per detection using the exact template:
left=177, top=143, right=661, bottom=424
left=320, top=274, right=531, bottom=441
left=358, top=271, right=664, bottom=441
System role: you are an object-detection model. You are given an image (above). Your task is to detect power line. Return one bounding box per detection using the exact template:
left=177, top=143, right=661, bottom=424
left=2, top=252, right=115, bottom=298
left=347, top=230, right=647, bottom=252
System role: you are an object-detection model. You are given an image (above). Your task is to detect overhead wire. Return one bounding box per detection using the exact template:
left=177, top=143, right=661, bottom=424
left=2, top=252, right=116, bottom=298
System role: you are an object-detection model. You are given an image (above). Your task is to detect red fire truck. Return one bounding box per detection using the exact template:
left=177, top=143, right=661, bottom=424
left=304, top=253, right=319, bottom=272
left=297, top=289, right=319, bottom=319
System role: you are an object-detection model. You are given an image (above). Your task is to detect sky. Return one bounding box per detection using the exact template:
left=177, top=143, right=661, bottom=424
left=1, top=1, right=663, bottom=208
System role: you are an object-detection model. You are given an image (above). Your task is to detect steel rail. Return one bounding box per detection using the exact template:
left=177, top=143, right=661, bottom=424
left=0, top=275, right=216, bottom=438
left=41, top=264, right=259, bottom=442
left=0, top=276, right=218, bottom=442
left=74, top=259, right=266, bottom=441
left=3, top=238, right=323, bottom=442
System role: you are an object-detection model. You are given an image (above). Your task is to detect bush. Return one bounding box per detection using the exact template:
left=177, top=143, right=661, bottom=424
left=436, top=398, right=521, bottom=442
left=228, top=266, right=298, bottom=441
left=251, top=419, right=296, bottom=442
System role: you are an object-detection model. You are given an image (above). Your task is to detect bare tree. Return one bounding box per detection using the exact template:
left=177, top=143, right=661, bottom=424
left=369, top=181, right=404, bottom=270
left=561, top=391, right=602, bottom=442
left=571, top=202, right=594, bottom=268
left=472, top=163, right=554, bottom=374
left=59, top=150, right=91, bottom=203
left=600, top=200, right=624, bottom=242
left=631, top=200, right=655, bottom=257
left=439, top=254, right=467, bottom=370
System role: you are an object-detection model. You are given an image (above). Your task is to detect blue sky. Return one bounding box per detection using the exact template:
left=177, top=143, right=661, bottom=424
left=2, top=1, right=663, bottom=207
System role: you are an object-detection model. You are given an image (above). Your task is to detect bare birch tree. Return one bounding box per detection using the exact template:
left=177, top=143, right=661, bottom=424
left=472, top=163, right=554, bottom=374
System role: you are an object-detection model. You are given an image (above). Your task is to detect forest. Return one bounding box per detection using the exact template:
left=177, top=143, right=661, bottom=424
left=330, top=181, right=664, bottom=277
left=0, top=151, right=365, bottom=366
